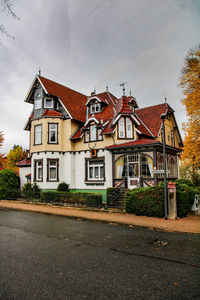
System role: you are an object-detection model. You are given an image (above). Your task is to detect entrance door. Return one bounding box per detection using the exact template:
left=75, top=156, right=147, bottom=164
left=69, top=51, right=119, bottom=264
left=128, top=162, right=139, bottom=189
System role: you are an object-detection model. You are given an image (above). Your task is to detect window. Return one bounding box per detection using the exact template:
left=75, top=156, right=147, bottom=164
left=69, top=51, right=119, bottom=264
left=34, top=88, right=42, bottom=110
left=85, top=131, right=89, bottom=142
left=47, top=159, right=59, bottom=181
left=140, top=154, right=153, bottom=178
left=85, top=158, right=105, bottom=181
left=44, top=98, right=53, bottom=109
left=90, top=103, right=100, bottom=114
left=118, top=118, right=125, bottom=138
left=171, top=130, right=175, bottom=147
left=90, top=125, right=96, bottom=141
left=48, top=123, right=58, bottom=144
left=168, top=156, right=177, bottom=177
left=97, top=128, right=103, bottom=141
left=118, top=117, right=133, bottom=139
left=126, top=118, right=133, bottom=138
left=34, top=160, right=43, bottom=181
left=34, top=124, right=42, bottom=145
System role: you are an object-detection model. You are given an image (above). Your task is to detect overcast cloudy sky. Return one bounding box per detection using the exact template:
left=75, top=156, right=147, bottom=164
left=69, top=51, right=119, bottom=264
left=0, top=0, right=199, bottom=153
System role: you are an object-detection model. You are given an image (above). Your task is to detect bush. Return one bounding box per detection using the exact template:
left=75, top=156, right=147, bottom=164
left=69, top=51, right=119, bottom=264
left=22, top=183, right=40, bottom=200
left=175, top=179, right=194, bottom=187
left=125, top=186, right=164, bottom=218
left=57, top=182, right=69, bottom=192
left=176, top=183, right=195, bottom=217
left=0, top=169, right=19, bottom=200
left=40, top=191, right=102, bottom=207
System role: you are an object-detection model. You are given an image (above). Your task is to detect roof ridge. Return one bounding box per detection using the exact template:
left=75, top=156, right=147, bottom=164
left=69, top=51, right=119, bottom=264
left=136, top=102, right=168, bottom=111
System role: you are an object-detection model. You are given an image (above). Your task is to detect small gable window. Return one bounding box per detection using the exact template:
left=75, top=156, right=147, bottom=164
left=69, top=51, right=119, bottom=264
left=34, top=87, right=42, bottom=110
left=90, top=103, right=100, bottom=114
left=118, top=117, right=133, bottom=139
left=44, top=98, right=53, bottom=109
left=91, top=125, right=96, bottom=141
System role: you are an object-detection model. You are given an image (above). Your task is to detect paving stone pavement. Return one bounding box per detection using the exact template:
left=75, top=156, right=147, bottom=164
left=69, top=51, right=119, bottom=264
left=0, top=200, right=200, bottom=234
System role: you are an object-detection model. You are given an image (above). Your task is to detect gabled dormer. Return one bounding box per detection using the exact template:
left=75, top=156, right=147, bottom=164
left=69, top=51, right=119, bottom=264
left=82, top=117, right=103, bottom=142
left=86, top=92, right=109, bottom=116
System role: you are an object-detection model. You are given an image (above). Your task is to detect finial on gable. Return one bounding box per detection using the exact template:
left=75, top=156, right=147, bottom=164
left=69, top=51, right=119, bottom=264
left=119, top=82, right=127, bottom=96
left=106, top=83, right=109, bottom=92
left=38, top=67, right=41, bottom=76
left=130, top=89, right=132, bottom=97
left=164, top=96, right=167, bottom=103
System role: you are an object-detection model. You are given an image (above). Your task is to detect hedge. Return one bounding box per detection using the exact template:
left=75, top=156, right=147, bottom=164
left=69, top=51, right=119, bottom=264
left=176, top=183, right=195, bottom=217
left=125, top=186, right=164, bottom=217
left=40, top=191, right=102, bottom=207
left=0, top=169, right=20, bottom=200
left=125, top=183, right=196, bottom=218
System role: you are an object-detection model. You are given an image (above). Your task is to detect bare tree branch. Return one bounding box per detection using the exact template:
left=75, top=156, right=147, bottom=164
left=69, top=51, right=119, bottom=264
left=1, top=0, right=20, bottom=20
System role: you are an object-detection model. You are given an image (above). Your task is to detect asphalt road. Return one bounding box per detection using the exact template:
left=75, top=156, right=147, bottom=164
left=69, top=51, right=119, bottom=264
left=0, top=209, right=200, bottom=300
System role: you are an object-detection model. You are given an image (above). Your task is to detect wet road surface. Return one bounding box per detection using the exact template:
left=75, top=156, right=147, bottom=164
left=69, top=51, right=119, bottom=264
left=0, top=208, right=200, bottom=299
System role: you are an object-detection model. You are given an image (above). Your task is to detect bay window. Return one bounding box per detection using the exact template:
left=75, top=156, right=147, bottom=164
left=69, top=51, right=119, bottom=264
left=34, top=159, right=43, bottom=181
left=85, top=158, right=105, bottom=181
left=34, top=124, right=42, bottom=145
left=47, top=159, right=59, bottom=181
left=48, top=123, right=58, bottom=144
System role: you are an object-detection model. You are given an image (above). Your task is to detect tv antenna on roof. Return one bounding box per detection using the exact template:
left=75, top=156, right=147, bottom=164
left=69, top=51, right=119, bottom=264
left=119, top=82, right=128, bottom=96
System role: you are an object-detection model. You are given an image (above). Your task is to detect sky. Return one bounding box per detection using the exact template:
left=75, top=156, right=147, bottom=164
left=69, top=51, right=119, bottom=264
left=0, top=0, right=199, bottom=154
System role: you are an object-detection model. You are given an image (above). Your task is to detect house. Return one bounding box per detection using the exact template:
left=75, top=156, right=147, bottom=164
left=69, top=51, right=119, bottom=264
left=18, top=74, right=183, bottom=202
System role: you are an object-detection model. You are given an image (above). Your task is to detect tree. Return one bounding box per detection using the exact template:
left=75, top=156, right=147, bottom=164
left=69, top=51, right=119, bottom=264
left=0, top=0, right=20, bottom=41
left=0, top=131, right=5, bottom=168
left=6, top=145, right=26, bottom=171
left=0, top=168, right=19, bottom=199
left=179, top=45, right=200, bottom=184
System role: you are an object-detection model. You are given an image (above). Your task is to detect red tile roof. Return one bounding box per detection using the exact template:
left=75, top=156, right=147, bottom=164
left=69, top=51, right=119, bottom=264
left=42, top=109, right=63, bottom=117
left=39, top=76, right=87, bottom=122
left=16, top=158, right=31, bottom=167
left=115, top=96, right=133, bottom=115
left=70, top=127, right=83, bottom=140
left=135, top=103, right=170, bottom=136
left=106, top=138, right=159, bottom=149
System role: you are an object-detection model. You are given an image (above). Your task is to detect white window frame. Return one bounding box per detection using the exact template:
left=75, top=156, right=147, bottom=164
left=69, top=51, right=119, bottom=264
left=47, top=159, right=59, bottom=181
left=44, top=98, right=54, bottom=109
left=126, top=118, right=133, bottom=138
left=87, top=159, right=104, bottom=181
left=34, top=99, right=42, bottom=110
left=35, top=160, right=43, bottom=181
left=97, top=128, right=103, bottom=141
left=90, top=103, right=100, bottom=114
left=118, top=117, right=125, bottom=138
left=35, top=124, right=42, bottom=145
left=48, top=123, right=58, bottom=144
left=90, top=125, right=97, bottom=141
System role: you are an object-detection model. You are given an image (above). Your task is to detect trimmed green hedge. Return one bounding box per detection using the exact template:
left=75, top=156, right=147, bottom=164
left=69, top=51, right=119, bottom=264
left=40, top=191, right=102, bottom=207
left=0, top=169, right=20, bottom=200
left=125, top=183, right=196, bottom=218
left=176, top=183, right=195, bottom=217
left=125, top=186, right=164, bottom=217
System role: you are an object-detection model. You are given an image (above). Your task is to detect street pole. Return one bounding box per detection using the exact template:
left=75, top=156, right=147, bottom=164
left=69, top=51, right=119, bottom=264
left=161, top=114, right=168, bottom=220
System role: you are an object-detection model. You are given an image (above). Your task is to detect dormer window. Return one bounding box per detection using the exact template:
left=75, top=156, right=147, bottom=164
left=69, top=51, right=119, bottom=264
left=90, top=103, right=101, bottom=114
left=44, top=98, right=53, bottom=109
left=34, top=87, right=42, bottom=110
left=118, top=117, right=133, bottom=139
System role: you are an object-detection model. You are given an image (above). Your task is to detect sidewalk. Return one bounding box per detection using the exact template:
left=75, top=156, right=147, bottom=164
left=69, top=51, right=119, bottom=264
left=0, top=200, right=200, bottom=234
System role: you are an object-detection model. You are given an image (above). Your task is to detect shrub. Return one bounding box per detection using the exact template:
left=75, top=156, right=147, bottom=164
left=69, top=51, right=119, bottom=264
left=175, top=179, right=194, bottom=188
left=57, top=182, right=69, bottom=192
left=40, top=191, right=102, bottom=207
left=22, top=183, right=40, bottom=200
left=0, top=169, right=19, bottom=200
left=176, top=183, right=195, bottom=217
left=125, top=186, right=164, bottom=218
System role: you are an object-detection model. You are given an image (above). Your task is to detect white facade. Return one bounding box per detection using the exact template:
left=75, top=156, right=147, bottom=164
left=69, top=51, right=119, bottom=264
left=19, top=166, right=31, bottom=190
left=30, top=150, right=113, bottom=191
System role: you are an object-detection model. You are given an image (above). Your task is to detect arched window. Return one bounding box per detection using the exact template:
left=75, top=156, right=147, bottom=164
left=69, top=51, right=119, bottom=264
left=126, top=118, right=133, bottom=138
left=168, top=156, right=177, bottom=177
left=118, top=118, right=125, bottom=138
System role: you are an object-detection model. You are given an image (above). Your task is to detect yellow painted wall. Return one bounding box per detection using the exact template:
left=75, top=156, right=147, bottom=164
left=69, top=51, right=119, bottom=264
left=156, top=114, right=180, bottom=148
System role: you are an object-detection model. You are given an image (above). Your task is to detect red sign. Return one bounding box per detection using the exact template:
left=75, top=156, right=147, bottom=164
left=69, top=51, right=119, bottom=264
left=168, top=182, right=176, bottom=189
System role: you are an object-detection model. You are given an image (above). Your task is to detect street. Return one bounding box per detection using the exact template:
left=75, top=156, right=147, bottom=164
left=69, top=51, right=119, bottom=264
left=0, top=208, right=200, bottom=300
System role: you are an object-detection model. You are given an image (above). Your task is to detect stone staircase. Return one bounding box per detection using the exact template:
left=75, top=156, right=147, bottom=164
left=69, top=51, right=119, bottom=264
left=107, top=188, right=127, bottom=210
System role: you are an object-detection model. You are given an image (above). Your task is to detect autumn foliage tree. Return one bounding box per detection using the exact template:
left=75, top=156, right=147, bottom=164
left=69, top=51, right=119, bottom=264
left=0, top=131, right=5, bottom=168
left=180, top=45, right=200, bottom=184
left=6, top=145, right=26, bottom=172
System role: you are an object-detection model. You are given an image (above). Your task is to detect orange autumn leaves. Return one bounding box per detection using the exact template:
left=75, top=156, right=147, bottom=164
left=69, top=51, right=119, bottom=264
left=180, top=46, right=200, bottom=171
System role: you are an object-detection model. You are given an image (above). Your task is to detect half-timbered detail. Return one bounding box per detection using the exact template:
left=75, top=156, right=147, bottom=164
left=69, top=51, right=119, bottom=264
left=18, top=74, right=183, bottom=203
